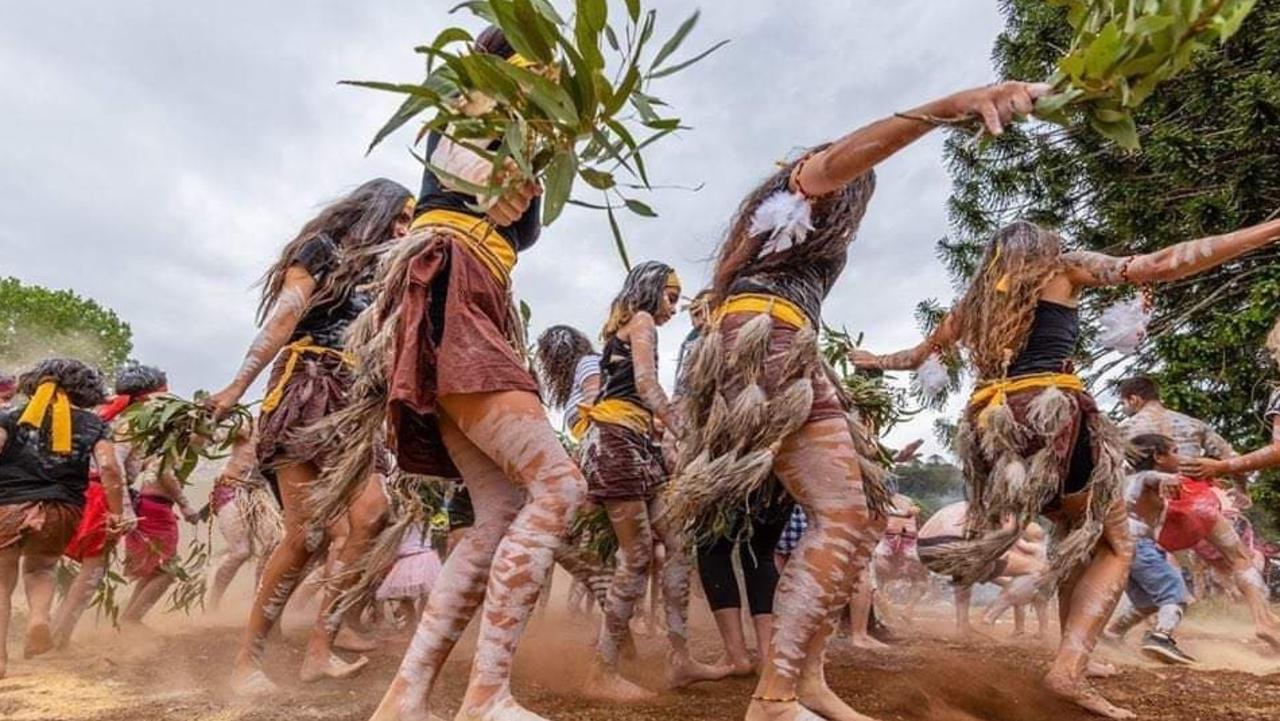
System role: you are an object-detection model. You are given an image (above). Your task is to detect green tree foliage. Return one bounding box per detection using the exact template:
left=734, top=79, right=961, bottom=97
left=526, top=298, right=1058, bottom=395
left=893, top=455, right=965, bottom=521
left=943, top=0, right=1280, bottom=531
left=0, top=277, right=133, bottom=375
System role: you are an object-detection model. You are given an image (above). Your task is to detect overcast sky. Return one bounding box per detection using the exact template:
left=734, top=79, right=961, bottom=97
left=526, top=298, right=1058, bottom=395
left=0, top=1, right=1011, bottom=457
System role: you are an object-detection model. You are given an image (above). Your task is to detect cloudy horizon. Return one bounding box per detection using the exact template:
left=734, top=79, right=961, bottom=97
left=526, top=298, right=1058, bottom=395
left=0, top=1, right=1017, bottom=458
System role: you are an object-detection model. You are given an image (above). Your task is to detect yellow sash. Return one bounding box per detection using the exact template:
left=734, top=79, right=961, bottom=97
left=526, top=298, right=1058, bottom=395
left=410, top=208, right=517, bottom=285
left=584, top=398, right=652, bottom=436
left=18, top=381, right=73, bottom=454
left=715, top=293, right=808, bottom=330
left=261, top=337, right=354, bottom=414
left=968, top=372, right=1084, bottom=428
left=570, top=406, right=591, bottom=441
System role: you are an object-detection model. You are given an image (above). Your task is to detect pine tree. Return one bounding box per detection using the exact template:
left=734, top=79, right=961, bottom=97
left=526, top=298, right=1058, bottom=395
left=943, top=0, right=1280, bottom=529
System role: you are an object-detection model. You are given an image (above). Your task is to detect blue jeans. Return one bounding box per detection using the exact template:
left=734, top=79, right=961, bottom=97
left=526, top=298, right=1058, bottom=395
left=1127, top=536, right=1186, bottom=611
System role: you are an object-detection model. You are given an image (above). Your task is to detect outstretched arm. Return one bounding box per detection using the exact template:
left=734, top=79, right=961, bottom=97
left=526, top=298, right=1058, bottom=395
left=1183, top=413, right=1280, bottom=477
left=1063, top=218, right=1280, bottom=288
left=628, top=312, right=674, bottom=431
left=850, top=314, right=958, bottom=372
left=207, top=266, right=316, bottom=418
left=796, top=82, right=1051, bottom=197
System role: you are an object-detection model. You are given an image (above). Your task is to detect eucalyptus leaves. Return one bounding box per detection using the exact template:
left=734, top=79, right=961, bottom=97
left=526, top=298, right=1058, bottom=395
left=1035, top=0, right=1258, bottom=149
left=347, top=0, right=726, bottom=267
left=119, top=392, right=252, bottom=486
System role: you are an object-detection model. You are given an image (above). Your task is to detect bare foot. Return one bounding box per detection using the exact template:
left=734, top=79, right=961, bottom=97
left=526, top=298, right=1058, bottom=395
left=799, top=677, right=879, bottom=721
left=368, top=677, right=437, bottom=721
left=846, top=634, right=889, bottom=652
left=456, top=691, right=552, bottom=721
left=744, top=698, right=831, bottom=721
left=725, top=655, right=756, bottom=677
left=667, top=657, right=734, bottom=689
left=1085, top=659, right=1118, bottom=678
left=229, top=668, right=279, bottom=697
left=335, top=625, right=382, bottom=653
left=1043, top=673, right=1134, bottom=719
left=299, top=653, right=370, bottom=682
left=583, top=666, right=657, bottom=702
left=23, top=623, right=53, bottom=659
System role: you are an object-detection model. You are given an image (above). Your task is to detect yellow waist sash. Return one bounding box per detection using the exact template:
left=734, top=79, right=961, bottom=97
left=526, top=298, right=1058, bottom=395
left=583, top=398, right=653, bottom=436
left=715, top=293, right=808, bottom=330
left=261, top=337, right=354, bottom=414
left=18, top=381, right=72, bottom=454
left=968, top=372, right=1084, bottom=428
left=410, top=208, right=517, bottom=285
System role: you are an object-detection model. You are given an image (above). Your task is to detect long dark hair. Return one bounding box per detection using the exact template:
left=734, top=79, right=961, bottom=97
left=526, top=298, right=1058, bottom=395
left=113, top=362, right=168, bottom=396
left=952, top=221, right=1063, bottom=379
left=712, top=147, right=875, bottom=299
left=1128, top=433, right=1175, bottom=471
left=256, top=178, right=412, bottom=324
left=536, top=325, right=595, bottom=409
left=602, top=260, right=677, bottom=341
left=18, top=358, right=107, bottom=408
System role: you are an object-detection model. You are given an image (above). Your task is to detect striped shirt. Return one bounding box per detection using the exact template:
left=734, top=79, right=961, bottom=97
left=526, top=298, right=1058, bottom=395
left=564, top=354, right=601, bottom=430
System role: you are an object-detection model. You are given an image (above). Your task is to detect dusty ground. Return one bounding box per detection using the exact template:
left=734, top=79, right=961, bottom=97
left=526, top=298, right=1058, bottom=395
left=3, top=581, right=1279, bottom=721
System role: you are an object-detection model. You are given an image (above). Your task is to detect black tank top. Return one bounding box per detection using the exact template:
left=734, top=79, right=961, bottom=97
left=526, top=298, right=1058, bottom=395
left=1006, top=301, right=1080, bottom=376
left=597, top=336, right=643, bottom=407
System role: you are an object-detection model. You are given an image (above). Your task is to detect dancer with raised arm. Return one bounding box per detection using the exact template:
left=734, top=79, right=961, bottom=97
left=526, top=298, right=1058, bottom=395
left=207, top=177, right=415, bottom=692
left=672, top=80, right=1052, bottom=721
left=0, top=359, right=124, bottom=677
left=853, top=215, right=1280, bottom=717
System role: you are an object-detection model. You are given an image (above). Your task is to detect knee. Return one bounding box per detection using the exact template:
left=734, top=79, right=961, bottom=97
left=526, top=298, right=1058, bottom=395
left=618, top=536, right=654, bottom=576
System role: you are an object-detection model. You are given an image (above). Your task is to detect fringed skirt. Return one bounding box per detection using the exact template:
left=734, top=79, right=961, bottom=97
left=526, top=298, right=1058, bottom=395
left=581, top=421, right=667, bottom=504
left=941, top=382, right=1126, bottom=588
left=387, top=230, right=537, bottom=478
left=667, top=309, right=890, bottom=539
left=212, top=476, right=283, bottom=557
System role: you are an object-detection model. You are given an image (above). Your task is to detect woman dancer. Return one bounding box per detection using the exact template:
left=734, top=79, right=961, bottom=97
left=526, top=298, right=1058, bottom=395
left=208, top=177, right=414, bottom=691
left=324, top=27, right=585, bottom=721
left=673, top=81, right=1049, bottom=721
left=208, top=421, right=284, bottom=611
left=53, top=362, right=168, bottom=647
left=536, top=325, right=600, bottom=441
left=854, top=216, right=1280, bottom=716
left=0, top=359, right=124, bottom=675
left=580, top=261, right=728, bottom=697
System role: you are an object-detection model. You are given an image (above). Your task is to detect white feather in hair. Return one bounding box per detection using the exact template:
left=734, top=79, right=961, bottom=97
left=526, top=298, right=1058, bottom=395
left=749, top=190, right=813, bottom=255
left=1098, top=297, right=1151, bottom=354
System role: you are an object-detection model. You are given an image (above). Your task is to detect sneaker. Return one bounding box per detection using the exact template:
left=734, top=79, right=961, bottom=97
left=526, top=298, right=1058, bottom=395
left=1140, top=631, right=1196, bottom=665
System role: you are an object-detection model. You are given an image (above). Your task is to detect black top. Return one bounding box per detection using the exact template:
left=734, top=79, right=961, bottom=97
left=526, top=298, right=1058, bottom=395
left=289, top=235, right=374, bottom=349
left=0, top=406, right=109, bottom=507
left=727, top=172, right=876, bottom=326
left=416, top=132, right=542, bottom=253
left=1006, top=301, right=1081, bottom=376
left=597, top=336, right=646, bottom=409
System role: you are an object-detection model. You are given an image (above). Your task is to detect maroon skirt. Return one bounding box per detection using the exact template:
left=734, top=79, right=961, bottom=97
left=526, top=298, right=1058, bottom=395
left=387, top=231, right=538, bottom=477
left=581, top=421, right=667, bottom=503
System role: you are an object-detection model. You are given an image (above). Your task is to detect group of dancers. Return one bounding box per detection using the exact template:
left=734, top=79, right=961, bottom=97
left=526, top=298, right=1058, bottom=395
left=4, top=23, right=1280, bottom=721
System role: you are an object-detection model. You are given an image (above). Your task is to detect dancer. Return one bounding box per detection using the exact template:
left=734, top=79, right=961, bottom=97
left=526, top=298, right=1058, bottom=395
left=871, top=494, right=928, bottom=622
left=854, top=215, right=1280, bottom=716
left=0, top=373, right=15, bottom=409
left=319, top=27, right=584, bottom=721
left=207, top=177, right=414, bottom=691
left=376, top=520, right=442, bottom=627
left=673, top=80, right=1054, bottom=721
left=54, top=363, right=172, bottom=645
left=1117, top=377, right=1237, bottom=469
left=1103, top=434, right=1196, bottom=665
left=208, top=421, right=283, bottom=610
left=535, top=324, right=600, bottom=441
left=579, top=261, right=729, bottom=697
left=0, top=359, right=124, bottom=676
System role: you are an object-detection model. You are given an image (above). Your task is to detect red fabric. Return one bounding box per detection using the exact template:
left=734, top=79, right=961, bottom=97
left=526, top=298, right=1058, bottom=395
left=1157, top=476, right=1222, bottom=552
left=124, top=494, right=178, bottom=578
left=387, top=234, right=537, bottom=477
left=96, top=394, right=132, bottom=422
left=64, top=481, right=111, bottom=560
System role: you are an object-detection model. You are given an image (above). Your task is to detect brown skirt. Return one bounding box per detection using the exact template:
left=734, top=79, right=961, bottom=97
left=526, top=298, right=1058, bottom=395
left=387, top=231, right=538, bottom=477
left=257, top=353, right=389, bottom=479
left=718, top=312, right=844, bottom=423
left=581, top=421, right=667, bottom=503
left=0, top=501, right=82, bottom=555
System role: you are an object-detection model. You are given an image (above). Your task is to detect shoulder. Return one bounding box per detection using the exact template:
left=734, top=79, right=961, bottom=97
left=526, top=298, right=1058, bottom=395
left=575, top=354, right=601, bottom=377
left=290, top=234, right=338, bottom=278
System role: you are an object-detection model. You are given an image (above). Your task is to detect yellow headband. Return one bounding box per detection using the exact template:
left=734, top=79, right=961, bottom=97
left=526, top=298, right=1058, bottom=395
left=18, top=380, right=72, bottom=454
left=404, top=196, right=417, bottom=213
left=665, top=270, right=682, bottom=291
left=508, top=53, right=538, bottom=69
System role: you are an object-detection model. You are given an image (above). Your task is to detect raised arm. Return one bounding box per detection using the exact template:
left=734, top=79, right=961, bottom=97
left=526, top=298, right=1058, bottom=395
left=627, top=312, right=674, bottom=431
left=1063, top=218, right=1280, bottom=288
left=851, top=314, right=958, bottom=372
left=208, top=266, right=317, bottom=418
left=795, top=82, right=1051, bottom=197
